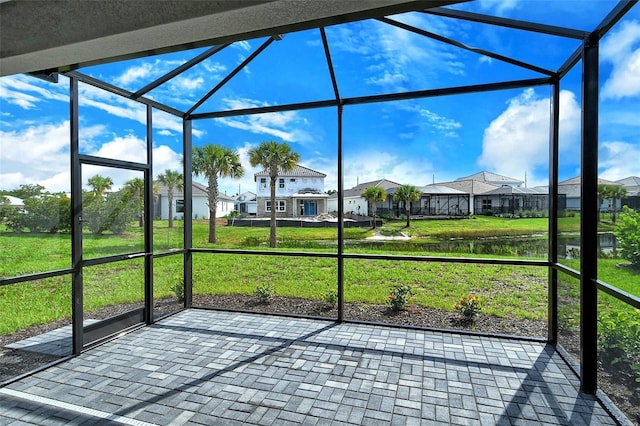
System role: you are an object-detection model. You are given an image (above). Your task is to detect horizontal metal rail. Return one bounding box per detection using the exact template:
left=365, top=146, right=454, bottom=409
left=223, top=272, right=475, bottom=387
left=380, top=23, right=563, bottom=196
left=0, top=268, right=73, bottom=287
left=189, top=247, right=549, bottom=267
left=553, top=262, right=581, bottom=280
left=596, top=279, right=640, bottom=309
left=79, top=154, right=149, bottom=171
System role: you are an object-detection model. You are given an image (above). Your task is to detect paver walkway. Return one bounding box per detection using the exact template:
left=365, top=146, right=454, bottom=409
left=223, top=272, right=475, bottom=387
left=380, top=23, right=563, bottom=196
left=0, top=310, right=620, bottom=425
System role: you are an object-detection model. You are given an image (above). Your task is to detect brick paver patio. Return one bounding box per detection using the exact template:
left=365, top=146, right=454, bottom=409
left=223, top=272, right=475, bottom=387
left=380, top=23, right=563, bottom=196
left=0, top=310, right=620, bottom=425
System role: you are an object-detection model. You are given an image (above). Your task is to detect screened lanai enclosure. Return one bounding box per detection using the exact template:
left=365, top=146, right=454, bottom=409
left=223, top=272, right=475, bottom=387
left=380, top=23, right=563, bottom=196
left=1, top=0, right=639, bottom=424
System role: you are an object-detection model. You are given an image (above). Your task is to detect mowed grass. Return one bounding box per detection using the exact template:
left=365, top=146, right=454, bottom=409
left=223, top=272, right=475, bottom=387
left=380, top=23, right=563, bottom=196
left=0, top=215, right=631, bottom=335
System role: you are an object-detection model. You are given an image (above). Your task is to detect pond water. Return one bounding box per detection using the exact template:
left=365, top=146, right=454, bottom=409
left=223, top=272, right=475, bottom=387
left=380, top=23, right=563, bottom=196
left=338, top=232, right=617, bottom=258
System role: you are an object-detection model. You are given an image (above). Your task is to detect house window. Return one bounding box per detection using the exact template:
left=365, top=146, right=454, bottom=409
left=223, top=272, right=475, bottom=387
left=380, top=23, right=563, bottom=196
left=265, top=200, right=286, bottom=212
left=290, top=178, right=295, bottom=182
left=260, top=178, right=267, bottom=189
left=176, top=199, right=185, bottom=213
left=482, top=199, right=492, bottom=211
left=279, top=178, right=285, bottom=189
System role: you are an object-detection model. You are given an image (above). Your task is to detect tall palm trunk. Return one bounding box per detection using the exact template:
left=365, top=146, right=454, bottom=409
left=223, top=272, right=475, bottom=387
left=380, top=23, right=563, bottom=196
left=208, top=176, right=218, bottom=243
left=167, top=191, right=174, bottom=228
left=269, top=175, right=277, bottom=247
left=405, top=202, right=411, bottom=227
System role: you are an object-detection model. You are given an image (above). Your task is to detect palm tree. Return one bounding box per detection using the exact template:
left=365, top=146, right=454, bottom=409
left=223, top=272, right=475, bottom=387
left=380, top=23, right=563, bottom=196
left=248, top=140, right=300, bottom=248
left=192, top=144, right=244, bottom=243
left=609, top=186, right=628, bottom=224
left=393, top=185, right=422, bottom=227
left=87, top=175, right=113, bottom=197
left=156, top=169, right=183, bottom=229
left=361, top=186, right=387, bottom=229
left=122, top=177, right=145, bottom=227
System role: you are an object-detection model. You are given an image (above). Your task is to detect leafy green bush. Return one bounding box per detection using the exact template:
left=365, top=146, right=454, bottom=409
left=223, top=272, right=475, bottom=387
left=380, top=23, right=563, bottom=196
left=4, top=194, right=71, bottom=233
left=615, top=206, right=640, bottom=267
left=254, top=283, right=275, bottom=303
left=598, top=308, right=640, bottom=383
left=83, top=192, right=138, bottom=235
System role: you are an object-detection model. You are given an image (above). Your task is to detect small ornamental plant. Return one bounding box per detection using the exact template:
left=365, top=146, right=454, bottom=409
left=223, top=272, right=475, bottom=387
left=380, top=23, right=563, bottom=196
left=254, top=283, right=275, bottom=304
left=455, top=295, right=482, bottom=319
left=387, top=284, right=415, bottom=312
left=322, top=289, right=338, bottom=308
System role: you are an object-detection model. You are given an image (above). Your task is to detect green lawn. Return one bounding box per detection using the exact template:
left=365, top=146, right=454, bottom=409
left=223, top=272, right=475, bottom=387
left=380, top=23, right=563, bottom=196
left=0, top=215, right=634, bottom=336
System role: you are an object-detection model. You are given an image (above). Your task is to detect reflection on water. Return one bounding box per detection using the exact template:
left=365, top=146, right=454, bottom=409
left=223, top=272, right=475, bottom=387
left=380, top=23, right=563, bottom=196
left=336, top=232, right=617, bottom=258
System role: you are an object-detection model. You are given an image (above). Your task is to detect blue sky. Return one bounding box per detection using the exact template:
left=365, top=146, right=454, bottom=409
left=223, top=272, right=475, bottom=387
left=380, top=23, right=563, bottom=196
left=1, top=0, right=639, bottom=197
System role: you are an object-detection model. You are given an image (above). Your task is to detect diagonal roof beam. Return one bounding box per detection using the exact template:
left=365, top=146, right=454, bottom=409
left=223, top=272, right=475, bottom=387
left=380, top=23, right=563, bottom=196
left=379, top=17, right=555, bottom=77
left=594, top=0, right=638, bottom=39
left=422, top=7, right=588, bottom=40
left=132, top=43, right=231, bottom=99
left=185, top=37, right=276, bottom=117
left=320, top=28, right=341, bottom=102
left=557, top=44, right=582, bottom=79
left=64, top=70, right=184, bottom=117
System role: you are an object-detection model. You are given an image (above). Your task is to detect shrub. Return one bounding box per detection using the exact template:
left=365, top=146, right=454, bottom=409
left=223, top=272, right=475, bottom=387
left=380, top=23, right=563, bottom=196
left=322, top=289, right=338, bottom=307
left=8, top=194, right=72, bottom=233
left=598, top=308, right=640, bottom=383
left=454, top=295, right=482, bottom=319
left=171, top=279, right=185, bottom=303
left=254, top=283, right=275, bottom=303
left=616, top=206, right=640, bottom=267
left=387, top=284, right=415, bottom=311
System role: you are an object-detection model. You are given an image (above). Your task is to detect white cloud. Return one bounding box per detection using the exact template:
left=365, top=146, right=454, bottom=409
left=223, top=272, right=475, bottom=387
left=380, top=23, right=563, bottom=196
left=477, top=88, right=581, bottom=186
left=157, top=129, right=174, bottom=136
left=343, top=151, right=435, bottom=189
left=115, top=62, right=154, bottom=86
left=419, top=109, right=462, bottom=134
left=601, top=20, right=640, bottom=100
left=599, top=141, right=640, bottom=181
left=78, top=83, right=203, bottom=138
left=328, top=15, right=465, bottom=91
left=233, top=40, right=251, bottom=51
left=0, top=121, right=71, bottom=191
left=215, top=97, right=311, bottom=143
left=0, top=119, right=181, bottom=192
left=170, top=76, right=204, bottom=91
left=477, top=0, right=520, bottom=15
left=0, top=74, right=68, bottom=110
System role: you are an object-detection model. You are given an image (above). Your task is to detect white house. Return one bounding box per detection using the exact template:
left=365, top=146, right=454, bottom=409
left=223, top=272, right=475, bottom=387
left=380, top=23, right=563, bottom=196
left=254, top=165, right=328, bottom=217
left=235, top=191, right=257, bottom=215
left=156, top=182, right=236, bottom=220
left=327, top=179, right=400, bottom=216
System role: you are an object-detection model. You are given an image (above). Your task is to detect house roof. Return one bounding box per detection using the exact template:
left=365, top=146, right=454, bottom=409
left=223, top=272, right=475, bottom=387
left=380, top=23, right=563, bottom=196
left=456, top=171, right=523, bottom=185
left=1, top=195, right=24, bottom=206
left=438, top=179, right=499, bottom=195
left=481, top=186, right=546, bottom=196
left=328, top=178, right=401, bottom=199
left=236, top=191, right=257, bottom=202
left=616, top=176, right=640, bottom=187
left=254, top=164, right=326, bottom=179
left=558, top=176, right=621, bottom=186
left=418, top=184, right=467, bottom=195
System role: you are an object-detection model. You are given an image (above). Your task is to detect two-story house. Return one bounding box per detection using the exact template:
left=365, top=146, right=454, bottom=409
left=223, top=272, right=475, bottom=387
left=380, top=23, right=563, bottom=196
left=254, top=165, right=328, bottom=218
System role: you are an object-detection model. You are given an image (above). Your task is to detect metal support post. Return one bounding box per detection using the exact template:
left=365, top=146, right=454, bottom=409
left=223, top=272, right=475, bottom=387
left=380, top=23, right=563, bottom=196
left=580, top=33, right=599, bottom=394
left=183, top=119, right=193, bottom=308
